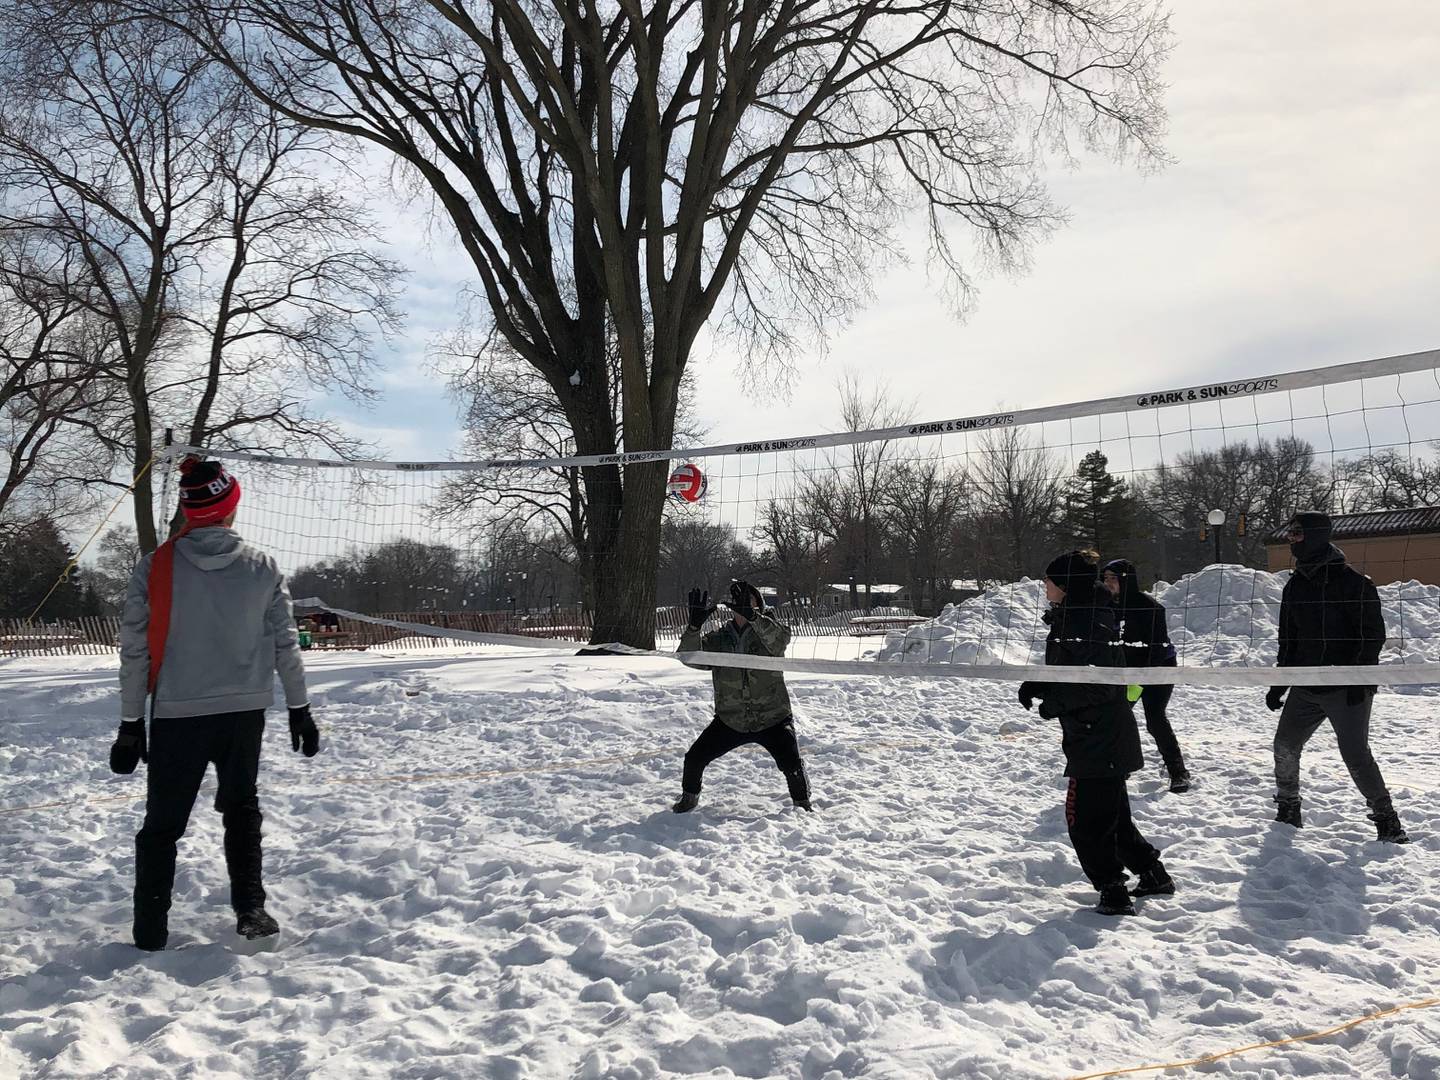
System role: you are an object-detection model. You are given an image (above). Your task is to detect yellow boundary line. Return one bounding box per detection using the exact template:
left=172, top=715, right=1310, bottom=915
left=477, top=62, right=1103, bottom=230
left=1071, top=996, right=1440, bottom=1078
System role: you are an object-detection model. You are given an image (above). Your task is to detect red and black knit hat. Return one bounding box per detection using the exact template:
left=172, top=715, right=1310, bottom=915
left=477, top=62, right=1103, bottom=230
left=178, top=455, right=241, bottom=524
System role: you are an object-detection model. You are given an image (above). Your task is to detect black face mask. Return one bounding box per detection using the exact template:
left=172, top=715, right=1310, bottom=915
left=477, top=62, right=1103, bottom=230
left=1289, top=528, right=1332, bottom=561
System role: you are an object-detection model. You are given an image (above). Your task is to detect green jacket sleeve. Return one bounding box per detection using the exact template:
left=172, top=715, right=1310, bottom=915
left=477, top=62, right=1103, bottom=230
left=748, top=615, right=791, bottom=657
left=678, top=625, right=716, bottom=670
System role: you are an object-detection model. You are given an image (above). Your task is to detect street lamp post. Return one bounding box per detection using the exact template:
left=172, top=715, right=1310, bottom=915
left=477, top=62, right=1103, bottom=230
left=1207, top=509, right=1226, bottom=565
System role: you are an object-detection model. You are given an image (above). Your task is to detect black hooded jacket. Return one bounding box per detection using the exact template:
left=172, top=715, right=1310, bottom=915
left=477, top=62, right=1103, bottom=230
left=1020, top=583, right=1144, bottom=778
left=1279, top=545, right=1385, bottom=668
left=1104, top=559, right=1176, bottom=668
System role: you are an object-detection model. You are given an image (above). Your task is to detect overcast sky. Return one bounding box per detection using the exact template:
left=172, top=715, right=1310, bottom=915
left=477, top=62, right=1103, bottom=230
left=324, top=0, right=1440, bottom=462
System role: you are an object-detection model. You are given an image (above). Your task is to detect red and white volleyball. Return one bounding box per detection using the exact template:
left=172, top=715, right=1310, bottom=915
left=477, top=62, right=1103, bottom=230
left=667, top=462, right=707, bottom=503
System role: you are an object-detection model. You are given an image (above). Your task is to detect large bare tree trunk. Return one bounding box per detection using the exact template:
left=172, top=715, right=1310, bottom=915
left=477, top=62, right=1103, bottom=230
left=588, top=461, right=668, bottom=649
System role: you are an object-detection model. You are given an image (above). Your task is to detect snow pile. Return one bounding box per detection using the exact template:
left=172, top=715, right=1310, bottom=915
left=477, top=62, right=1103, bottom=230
left=875, top=578, right=1048, bottom=665
left=881, top=564, right=1440, bottom=667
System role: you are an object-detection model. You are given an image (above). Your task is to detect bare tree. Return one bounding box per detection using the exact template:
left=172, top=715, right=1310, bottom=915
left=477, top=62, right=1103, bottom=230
left=803, top=375, right=912, bottom=606
left=1, top=13, right=401, bottom=549
left=0, top=235, right=119, bottom=522
left=969, top=426, right=1062, bottom=582
left=882, top=455, right=968, bottom=614
left=752, top=495, right=825, bottom=606
left=1138, top=436, right=1330, bottom=573
left=656, top=517, right=753, bottom=605
left=439, top=333, right=702, bottom=610
left=142, top=0, right=1170, bottom=645
left=1333, top=447, right=1440, bottom=513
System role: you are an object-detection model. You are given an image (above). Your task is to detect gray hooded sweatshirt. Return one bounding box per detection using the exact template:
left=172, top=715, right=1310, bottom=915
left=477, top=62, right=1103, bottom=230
left=119, top=527, right=309, bottom=719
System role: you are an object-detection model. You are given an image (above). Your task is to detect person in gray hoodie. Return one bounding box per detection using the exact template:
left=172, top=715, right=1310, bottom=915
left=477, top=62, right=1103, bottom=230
left=110, top=456, right=320, bottom=950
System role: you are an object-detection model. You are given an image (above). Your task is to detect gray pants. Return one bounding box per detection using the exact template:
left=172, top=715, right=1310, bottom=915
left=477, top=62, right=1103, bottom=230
left=1273, top=688, right=1392, bottom=807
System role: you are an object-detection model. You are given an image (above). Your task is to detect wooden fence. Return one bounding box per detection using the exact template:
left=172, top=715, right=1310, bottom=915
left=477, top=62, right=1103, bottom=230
left=0, top=617, right=124, bottom=657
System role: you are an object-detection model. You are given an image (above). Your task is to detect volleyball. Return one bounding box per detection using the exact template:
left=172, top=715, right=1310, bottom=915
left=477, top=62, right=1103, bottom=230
left=666, top=462, right=707, bottom=503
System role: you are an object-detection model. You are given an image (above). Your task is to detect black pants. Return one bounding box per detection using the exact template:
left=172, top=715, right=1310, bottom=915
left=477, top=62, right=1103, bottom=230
left=1065, top=776, right=1161, bottom=890
left=1139, top=684, right=1186, bottom=775
left=1274, top=688, right=1392, bottom=807
left=135, top=710, right=266, bottom=924
left=682, top=718, right=810, bottom=803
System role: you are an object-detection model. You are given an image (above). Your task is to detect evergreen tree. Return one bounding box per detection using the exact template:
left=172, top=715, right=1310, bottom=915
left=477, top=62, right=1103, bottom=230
left=0, top=518, right=85, bottom=619
left=1060, top=451, right=1133, bottom=558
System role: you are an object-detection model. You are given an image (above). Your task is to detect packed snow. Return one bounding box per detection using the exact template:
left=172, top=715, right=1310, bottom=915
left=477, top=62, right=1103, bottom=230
left=879, top=563, right=1440, bottom=668
left=2, top=644, right=1439, bottom=1078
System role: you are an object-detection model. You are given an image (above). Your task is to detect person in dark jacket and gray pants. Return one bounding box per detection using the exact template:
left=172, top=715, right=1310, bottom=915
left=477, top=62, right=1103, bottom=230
left=672, top=580, right=811, bottom=813
left=1267, top=512, right=1408, bottom=843
left=1102, top=559, right=1191, bottom=793
left=110, top=456, right=321, bottom=950
left=1019, top=551, right=1174, bottom=915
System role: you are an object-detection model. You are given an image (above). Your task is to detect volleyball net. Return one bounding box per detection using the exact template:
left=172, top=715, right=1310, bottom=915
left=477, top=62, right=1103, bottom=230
left=158, top=347, right=1440, bottom=686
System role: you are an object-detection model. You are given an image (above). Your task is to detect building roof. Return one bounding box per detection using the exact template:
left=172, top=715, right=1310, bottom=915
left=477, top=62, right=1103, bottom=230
left=1264, top=506, right=1440, bottom=544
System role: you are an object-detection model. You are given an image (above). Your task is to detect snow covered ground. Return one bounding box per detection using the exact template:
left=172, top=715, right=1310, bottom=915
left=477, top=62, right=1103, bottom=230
left=3, top=646, right=1439, bottom=1079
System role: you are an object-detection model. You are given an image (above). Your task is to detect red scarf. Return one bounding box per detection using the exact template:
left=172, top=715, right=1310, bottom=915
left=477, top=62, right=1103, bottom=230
left=146, top=525, right=192, bottom=695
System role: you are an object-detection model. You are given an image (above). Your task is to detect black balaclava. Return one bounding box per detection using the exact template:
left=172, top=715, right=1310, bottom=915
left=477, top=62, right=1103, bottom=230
left=1102, top=558, right=1140, bottom=605
left=1287, top=511, right=1333, bottom=561
left=1045, top=550, right=1099, bottom=600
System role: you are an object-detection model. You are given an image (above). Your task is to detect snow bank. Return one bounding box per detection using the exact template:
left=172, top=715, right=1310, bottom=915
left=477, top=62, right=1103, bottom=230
left=880, top=564, right=1440, bottom=667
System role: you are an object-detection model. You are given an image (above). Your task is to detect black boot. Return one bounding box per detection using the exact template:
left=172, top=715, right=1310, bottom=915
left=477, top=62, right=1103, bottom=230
left=1167, top=769, right=1192, bottom=794
left=133, top=905, right=168, bottom=952
left=1095, top=884, right=1136, bottom=916
left=1274, top=797, right=1302, bottom=828
left=1131, top=862, right=1176, bottom=898
left=133, top=885, right=169, bottom=951
left=672, top=791, right=700, bottom=814
left=784, top=766, right=812, bottom=811
left=236, top=908, right=280, bottom=940
left=1368, top=802, right=1410, bottom=844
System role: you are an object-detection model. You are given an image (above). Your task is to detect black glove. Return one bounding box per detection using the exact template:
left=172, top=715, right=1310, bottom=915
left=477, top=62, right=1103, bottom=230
left=1265, top=686, right=1287, bottom=712
left=1038, top=700, right=1062, bottom=720
left=1345, top=685, right=1375, bottom=707
left=728, top=580, right=763, bottom=621
left=1017, top=684, right=1036, bottom=711
left=109, top=719, right=147, bottom=774
left=289, top=705, right=320, bottom=757
left=686, top=588, right=716, bottom=630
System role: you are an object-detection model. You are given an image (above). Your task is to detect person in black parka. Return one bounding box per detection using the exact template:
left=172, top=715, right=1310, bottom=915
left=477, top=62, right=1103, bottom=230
left=1267, top=511, right=1408, bottom=842
left=1102, top=558, right=1191, bottom=793
left=1018, top=551, right=1174, bottom=916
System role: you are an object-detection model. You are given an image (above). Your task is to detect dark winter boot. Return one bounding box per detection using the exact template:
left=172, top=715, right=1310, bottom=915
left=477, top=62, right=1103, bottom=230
left=1274, top=797, right=1302, bottom=828
left=236, top=908, right=280, bottom=940
left=133, top=906, right=168, bottom=952
left=1131, top=862, right=1176, bottom=898
left=1095, top=884, right=1137, bottom=916
left=784, top=766, right=812, bottom=811
left=1368, top=803, right=1411, bottom=844
left=1167, top=769, right=1192, bottom=794
left=672, top=791, right=700, bottom=814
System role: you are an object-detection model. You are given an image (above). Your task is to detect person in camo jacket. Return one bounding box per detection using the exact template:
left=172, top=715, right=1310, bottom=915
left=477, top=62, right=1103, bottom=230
left=671, top=580, right=812, bottom=813
left=109, top=456, right=322, bottom=950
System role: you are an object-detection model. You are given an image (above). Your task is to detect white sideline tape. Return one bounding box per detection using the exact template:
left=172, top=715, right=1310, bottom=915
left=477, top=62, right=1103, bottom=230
left=294, top=600, right=1440, bottom=688
left=168, top=347, right=1439, bottom=471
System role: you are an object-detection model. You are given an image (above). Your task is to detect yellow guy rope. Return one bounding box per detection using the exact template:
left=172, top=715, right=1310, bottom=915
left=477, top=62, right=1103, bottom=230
left=1071, top=996, right=1440, bottom=1079
left=26, top=452, right=160, bottom=623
